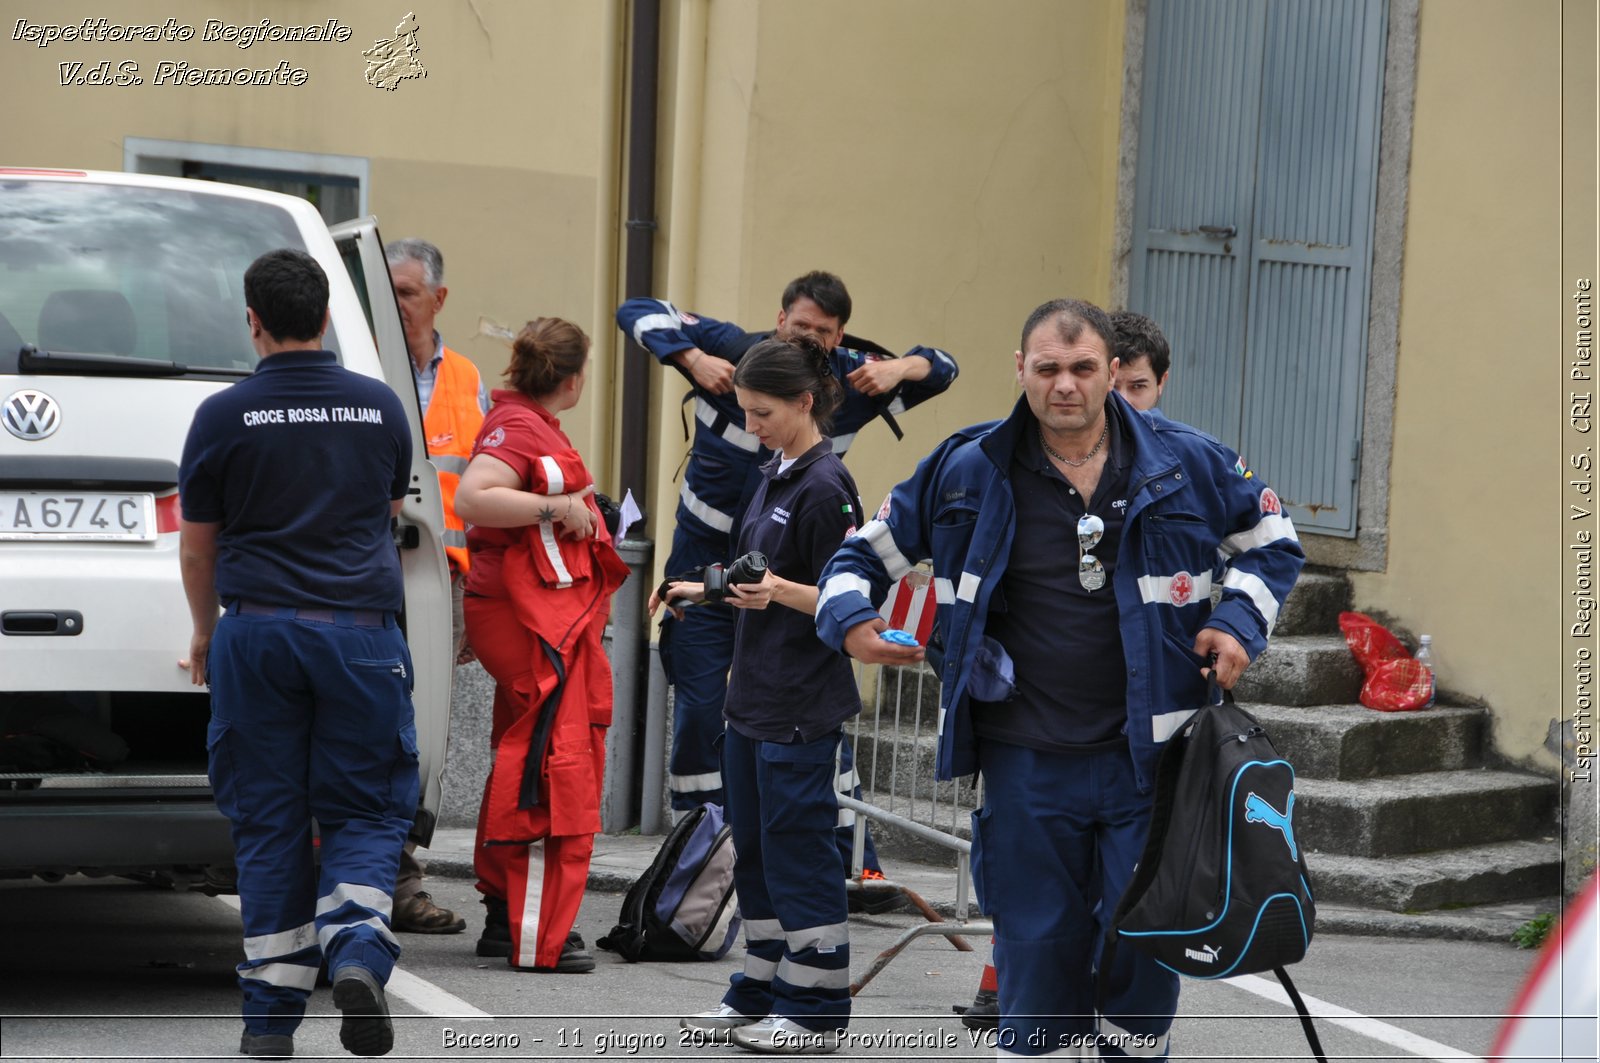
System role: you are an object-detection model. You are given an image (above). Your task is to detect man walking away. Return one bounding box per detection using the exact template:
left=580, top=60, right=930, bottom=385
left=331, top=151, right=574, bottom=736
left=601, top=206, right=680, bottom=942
left=180, top=249, right=419, bottom=1058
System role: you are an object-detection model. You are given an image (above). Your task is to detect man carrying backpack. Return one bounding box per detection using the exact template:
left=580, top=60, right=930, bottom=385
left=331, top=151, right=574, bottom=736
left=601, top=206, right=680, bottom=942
left=815, top=298, right=1303, bottom=1058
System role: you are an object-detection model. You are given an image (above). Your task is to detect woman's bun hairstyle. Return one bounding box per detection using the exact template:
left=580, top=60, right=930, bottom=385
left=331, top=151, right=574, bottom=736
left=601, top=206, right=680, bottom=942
left=505, top=317, right=590, bottom=397
left=733, top=333, right=841, bottom=431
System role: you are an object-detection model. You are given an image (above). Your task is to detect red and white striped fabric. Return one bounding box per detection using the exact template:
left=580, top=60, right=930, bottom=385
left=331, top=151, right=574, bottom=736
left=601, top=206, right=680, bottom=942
left=879, top=569, right=937, bottom=645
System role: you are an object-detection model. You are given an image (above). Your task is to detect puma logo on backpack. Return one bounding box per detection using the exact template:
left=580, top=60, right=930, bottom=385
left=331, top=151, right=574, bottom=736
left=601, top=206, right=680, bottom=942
left=1106, top=687, right=1327, bottom=1061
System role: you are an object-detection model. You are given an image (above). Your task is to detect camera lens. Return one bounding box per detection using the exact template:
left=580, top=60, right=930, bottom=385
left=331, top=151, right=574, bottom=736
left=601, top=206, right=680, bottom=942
left=725, top=550, right=768, bottom=586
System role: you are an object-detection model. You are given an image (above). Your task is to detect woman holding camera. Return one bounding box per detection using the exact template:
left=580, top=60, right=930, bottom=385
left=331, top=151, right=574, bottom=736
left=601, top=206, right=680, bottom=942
left=649, top=335, right=864, bottom=1054
left=455, top=318, right=628, bottom=975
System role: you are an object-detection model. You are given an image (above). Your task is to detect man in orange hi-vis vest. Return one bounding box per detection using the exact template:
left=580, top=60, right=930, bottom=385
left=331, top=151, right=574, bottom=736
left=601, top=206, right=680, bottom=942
left=385, top=238, right=488, bottom=935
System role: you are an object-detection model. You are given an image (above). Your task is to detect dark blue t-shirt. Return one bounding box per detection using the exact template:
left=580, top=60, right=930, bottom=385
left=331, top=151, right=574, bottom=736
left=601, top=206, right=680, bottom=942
left=976, top=401, right=1134, bottom=751
left=179, top=349, right=412, bottom=611
left=723, top=440, right=864, bottom=742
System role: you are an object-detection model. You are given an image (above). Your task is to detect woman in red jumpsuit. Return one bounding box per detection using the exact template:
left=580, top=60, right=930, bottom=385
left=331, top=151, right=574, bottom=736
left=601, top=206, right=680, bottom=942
left=454, top=317, right=628, bottom=973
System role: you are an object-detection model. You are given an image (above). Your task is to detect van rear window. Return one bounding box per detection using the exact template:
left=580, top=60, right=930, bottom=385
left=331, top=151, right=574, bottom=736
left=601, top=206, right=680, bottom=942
left=0, top=179, right=339, bottom=374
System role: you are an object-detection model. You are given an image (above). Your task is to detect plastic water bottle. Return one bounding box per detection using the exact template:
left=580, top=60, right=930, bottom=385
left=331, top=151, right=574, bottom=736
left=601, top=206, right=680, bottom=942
left=1415, top=634, right=1436, bottom=707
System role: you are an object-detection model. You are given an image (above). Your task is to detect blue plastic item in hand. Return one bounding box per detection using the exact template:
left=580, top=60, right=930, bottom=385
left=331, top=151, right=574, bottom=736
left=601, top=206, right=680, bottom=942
left=880, top=629, right=920, bottom=646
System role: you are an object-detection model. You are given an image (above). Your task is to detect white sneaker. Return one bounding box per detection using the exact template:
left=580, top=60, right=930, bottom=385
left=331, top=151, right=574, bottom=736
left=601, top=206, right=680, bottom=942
left=681, top=1003, right=760, bottom=1041
left=730, top=1016, right=844, bottom=1055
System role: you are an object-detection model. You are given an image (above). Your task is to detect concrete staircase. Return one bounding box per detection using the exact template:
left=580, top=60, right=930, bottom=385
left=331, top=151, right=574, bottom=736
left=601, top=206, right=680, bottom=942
left=850, top=569, right=1563, bottom=923
left=1235, top=570, right=1562, bottom=913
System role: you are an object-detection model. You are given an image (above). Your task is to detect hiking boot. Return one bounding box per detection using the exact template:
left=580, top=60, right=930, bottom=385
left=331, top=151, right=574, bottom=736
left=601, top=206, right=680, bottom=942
left=330, top=966, right=394, bottom=1057
left=392, top=891, right=466, bottom=934
left=680, top=1002, right=760, bottom=1043
left=239, top=1030, right=293, bottom=1059
left=957, top=988, right=999, bottom=1031
left=848, top=868, right=907, bottom=915
left=730, top=1016, right=844, bottom=1054
left=477, top=896, right=512, bottom=957
left=513, top=934, right=595, bottom=973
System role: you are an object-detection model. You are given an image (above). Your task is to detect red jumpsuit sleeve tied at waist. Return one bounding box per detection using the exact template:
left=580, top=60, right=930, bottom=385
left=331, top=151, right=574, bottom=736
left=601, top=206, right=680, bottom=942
left=477, top=419, right=630, bottom=844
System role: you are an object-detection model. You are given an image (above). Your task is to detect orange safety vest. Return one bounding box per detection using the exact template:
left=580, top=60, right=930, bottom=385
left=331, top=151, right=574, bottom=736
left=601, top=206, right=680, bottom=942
left=424, top=346, right=485, bottom=573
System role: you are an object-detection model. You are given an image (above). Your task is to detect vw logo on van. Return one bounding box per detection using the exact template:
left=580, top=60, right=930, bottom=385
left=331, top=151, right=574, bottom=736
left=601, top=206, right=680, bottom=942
left=3, top=389, right=61, bottom=441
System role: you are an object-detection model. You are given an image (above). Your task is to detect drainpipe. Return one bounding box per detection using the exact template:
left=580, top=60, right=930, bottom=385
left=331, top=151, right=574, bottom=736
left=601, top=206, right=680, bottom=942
left=606, top=0, right=661, bottom=833
left=619, top=0, right=660, bottom=501
left=636, top=0, right=708, bottom=835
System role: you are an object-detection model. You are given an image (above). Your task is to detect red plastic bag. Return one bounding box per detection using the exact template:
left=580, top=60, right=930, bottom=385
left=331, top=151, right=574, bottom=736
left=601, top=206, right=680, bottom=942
left=1338, top=611, right=1432, bottom=712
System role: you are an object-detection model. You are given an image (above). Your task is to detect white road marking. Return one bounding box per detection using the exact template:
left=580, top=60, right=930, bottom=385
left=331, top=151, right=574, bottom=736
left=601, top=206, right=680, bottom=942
left=1224, top=972, right=1483, bottom=1061
left=212, top=895, right=491, bottom=1019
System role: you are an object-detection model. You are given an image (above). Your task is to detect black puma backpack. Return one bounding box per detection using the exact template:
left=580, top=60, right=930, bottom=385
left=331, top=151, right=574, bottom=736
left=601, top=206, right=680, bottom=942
left=1106, top=688, right=1325, bottom=1060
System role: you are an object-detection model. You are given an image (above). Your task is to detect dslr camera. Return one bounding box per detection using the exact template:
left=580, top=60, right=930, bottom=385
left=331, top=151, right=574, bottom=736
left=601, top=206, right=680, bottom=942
left=658, top=550, right=769, bottom=611
left=702, top=550, right=769, bottom=602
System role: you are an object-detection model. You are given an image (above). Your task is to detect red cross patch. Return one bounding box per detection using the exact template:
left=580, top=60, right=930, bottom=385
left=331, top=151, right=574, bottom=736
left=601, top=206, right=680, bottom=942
left=875, top=494, right=892, bottom=522
left=1170, top=570, right=1195, bottom=606
left=482, top=426, right=506, bottom=449
left=1260, top=487, right=1281, bottom=515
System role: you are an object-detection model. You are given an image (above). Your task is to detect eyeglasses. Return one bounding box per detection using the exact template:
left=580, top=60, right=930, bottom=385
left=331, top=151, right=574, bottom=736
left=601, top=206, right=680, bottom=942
left=1078, top=513, right=1106, bottom=591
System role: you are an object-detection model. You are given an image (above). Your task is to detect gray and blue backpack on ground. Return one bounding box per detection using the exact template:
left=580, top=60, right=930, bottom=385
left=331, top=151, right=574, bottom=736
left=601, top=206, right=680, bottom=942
left=1106, top=687, right=1326, bottom=1061
left=598, top=802, right=740, bottom=962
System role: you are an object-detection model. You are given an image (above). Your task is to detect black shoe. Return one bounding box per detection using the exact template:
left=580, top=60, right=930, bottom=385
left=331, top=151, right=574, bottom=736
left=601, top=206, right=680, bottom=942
left=955, top=989, right=999, bottom=1031
left=239, top=1030, right=293, bottom=1059
left=848, top=869, right=908, bottom=915
left=331, top=966, right=394, bottom=1057
left=476, top=896, right=512, bottom=958
left=513, top=936, right=596, bottom=973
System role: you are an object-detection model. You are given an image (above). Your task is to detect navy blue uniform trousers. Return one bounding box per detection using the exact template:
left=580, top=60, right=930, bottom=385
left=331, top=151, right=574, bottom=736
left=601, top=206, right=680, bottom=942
left=720, top=727, right=851, bottom=1032
left=661, top=532, right=881, bottom=873
left=207, top=609, right=419, bottom=1036
left=972, top=741, right=1178, bottom=1058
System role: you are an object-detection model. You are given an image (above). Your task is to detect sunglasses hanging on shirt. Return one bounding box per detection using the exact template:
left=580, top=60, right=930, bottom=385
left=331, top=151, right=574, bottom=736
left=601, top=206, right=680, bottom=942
left=1078, top=513, right=1106, bottom=591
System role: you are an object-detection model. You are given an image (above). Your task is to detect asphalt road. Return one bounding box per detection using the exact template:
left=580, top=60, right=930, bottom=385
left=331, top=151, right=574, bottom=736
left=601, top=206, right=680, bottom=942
left=0, top=874, right=1541, bottom=1061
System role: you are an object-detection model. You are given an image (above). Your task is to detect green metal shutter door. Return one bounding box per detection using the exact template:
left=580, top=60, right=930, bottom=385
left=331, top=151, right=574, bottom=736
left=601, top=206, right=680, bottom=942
left=1130, top=0, right=1266, bottom=446
left=1131, top=0, right=1387, bottom=538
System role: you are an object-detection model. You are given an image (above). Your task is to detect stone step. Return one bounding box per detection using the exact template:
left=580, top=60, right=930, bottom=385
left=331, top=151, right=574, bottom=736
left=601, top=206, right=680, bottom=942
left=1243, top=702, right=1486, bottom=779
left=1272, top=569, right=1353, bottom=637
left=1294, top=770, right=1559, bottom=857
left=1233, top=634, right=1363, bottom=707
left=847, top=727, right=946, bottom=802
left=861, top=662, right=941, bottom=729
left=1306, top=840, right=1563, bottom=912
left=851, top=786, right=976, bottom=869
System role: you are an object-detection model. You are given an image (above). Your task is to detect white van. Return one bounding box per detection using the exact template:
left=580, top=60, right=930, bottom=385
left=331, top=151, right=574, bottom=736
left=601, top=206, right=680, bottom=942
left=0, top=168, right=452, bottom=882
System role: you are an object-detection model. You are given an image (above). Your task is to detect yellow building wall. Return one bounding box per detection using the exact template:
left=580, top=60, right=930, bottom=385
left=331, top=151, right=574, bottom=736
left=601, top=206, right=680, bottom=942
left=644, top=0, right=1127, bottom=563
left=4, top=0, right=621, bottom=464
left=16, top=0, right=1572, bottom=776
left=1350, top=0, right=1567, bottom=765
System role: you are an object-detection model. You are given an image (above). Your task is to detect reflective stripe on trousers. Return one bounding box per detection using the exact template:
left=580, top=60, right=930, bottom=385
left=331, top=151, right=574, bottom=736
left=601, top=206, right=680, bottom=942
left=719, top=727, right=851, bottom=1032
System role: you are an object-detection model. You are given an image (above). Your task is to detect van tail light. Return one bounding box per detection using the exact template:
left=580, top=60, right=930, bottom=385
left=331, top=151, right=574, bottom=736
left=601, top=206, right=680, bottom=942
left=156, top=492, right=181, bottom=534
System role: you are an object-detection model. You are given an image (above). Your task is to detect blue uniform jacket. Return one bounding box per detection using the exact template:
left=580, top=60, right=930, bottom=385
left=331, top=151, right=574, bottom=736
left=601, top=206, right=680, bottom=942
left=814, top=392, right=1305, bottom=792
left=616, top=298, right=959, bottom=549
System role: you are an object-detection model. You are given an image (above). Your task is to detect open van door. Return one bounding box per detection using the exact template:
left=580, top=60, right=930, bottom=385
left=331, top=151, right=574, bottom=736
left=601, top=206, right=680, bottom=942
left=329, top=218, right=452, bottom=845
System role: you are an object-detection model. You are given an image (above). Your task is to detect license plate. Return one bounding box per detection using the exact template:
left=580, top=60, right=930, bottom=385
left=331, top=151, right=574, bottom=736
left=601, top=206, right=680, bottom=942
left=0, top=491, right=155, bottom=541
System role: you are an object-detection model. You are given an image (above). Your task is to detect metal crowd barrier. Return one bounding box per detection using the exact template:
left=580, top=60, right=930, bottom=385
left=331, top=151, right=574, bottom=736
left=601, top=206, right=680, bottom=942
left=840, top=791, right=992, bottom=996
left=845, top=659, right=982, bottom=842
left=838, top=569, right=992, bottom=996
